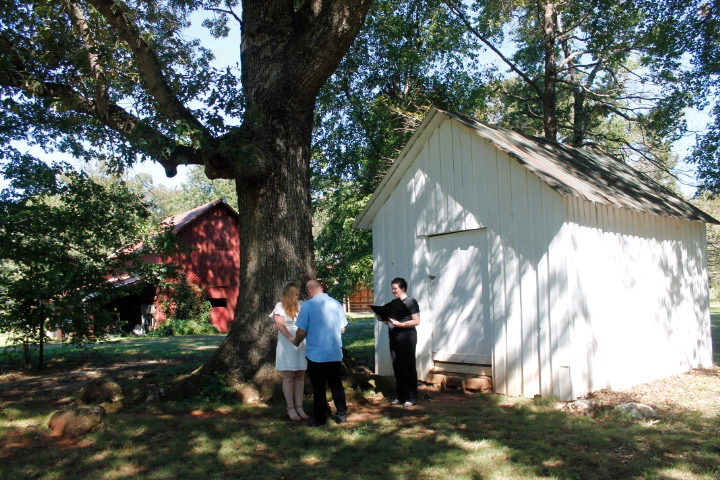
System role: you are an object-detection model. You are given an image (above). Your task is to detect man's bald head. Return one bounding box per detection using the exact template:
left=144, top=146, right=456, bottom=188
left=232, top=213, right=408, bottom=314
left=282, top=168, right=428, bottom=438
left=306, top=279, right=323, bottom=297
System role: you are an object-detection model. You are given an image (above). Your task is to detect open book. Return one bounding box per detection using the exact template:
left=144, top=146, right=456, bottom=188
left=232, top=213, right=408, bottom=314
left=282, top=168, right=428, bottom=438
left=369, top=298, right=412, bottom=322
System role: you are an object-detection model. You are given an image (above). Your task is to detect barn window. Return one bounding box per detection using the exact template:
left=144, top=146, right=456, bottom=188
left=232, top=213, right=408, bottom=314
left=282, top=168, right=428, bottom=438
left=209, top=298, right=227, bottom=308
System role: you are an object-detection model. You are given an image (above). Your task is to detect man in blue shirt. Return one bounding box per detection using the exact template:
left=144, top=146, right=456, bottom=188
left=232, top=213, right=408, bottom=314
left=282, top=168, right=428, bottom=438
left=293, top=279, right=348, bottom=425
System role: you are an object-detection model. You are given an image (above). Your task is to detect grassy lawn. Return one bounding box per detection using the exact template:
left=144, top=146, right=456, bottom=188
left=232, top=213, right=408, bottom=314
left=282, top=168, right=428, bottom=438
left=0, top=315, right=719, bottom=479
left=712, top=301, right=720, bottom=366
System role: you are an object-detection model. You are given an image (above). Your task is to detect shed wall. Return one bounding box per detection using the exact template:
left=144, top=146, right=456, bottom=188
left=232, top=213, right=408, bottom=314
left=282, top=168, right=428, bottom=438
left=372, top=116, right=712, bottom=400
left=373, top=118, right=571, bottom=397
left=563, top=199, right=712, bottom=397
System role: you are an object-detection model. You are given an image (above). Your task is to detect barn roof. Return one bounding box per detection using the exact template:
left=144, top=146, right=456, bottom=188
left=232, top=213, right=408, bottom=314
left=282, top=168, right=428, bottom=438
left=354, top=107, right=718, bottom=229
left=113, top=199, right=238, bottom=256
left=161, top=198, right=238, bottom=234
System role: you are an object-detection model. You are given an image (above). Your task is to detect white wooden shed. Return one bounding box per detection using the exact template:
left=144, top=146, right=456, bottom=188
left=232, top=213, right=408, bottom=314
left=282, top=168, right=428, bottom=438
left=354, top=107, right=716, bottom=400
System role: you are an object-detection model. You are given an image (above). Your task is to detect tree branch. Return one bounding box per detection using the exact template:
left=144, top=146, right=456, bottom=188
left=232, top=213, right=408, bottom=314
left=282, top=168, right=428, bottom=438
left=86, top=0, right=209, bottom=137
left=557, top=49, right=589, bottom=69
left=0, top=34, right=203, bottom=176
left=206, top=7, right=242, bottom=25
left=240, top=0, right=370, bottom=108
left=444, top=0, right=545, bottom=101
left=62, top=0, right=110, bottom=116
left=285, top=0, right=373, bottom=104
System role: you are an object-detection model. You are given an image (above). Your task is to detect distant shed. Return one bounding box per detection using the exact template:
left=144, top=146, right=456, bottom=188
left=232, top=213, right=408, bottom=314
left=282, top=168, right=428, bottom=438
left=354, top=107, right=716, bottom=400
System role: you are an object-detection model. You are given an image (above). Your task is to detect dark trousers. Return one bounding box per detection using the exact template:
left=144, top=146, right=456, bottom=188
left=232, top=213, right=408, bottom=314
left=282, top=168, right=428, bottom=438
left=389, top=328, right=418, bottom=403
left=306, top=358, right=347, bottom=424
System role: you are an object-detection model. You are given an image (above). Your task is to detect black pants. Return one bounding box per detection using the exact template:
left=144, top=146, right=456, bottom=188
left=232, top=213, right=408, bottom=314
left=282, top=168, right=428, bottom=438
left=306, top=358, right=347, bottom=424
left=389, top=328, right=418, bottom=403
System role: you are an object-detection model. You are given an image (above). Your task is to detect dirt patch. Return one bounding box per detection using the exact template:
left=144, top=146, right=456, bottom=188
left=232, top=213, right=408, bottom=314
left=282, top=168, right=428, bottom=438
left=587, top=367, right=720, bottom=417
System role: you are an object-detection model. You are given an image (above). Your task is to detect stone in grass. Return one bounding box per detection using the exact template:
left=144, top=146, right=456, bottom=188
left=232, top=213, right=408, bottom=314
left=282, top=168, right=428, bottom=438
left=99, top=400, right=124, bottom=414
left=48, top=406, right=107, bottom=437
left=554, top=399, right=593, bottom=414
left=80, top=379, right=124, bottom=404
left=615, top=402, right=658, bottom=420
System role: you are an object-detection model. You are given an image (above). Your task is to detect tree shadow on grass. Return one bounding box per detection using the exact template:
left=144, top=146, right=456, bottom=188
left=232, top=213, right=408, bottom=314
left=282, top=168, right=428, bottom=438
left=424, top=393, right=720, bottom=480
left=3, top=392, right=719, bottom=480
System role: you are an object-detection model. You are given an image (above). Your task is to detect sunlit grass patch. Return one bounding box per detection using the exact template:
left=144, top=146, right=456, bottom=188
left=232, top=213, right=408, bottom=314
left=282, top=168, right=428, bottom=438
left=2, top=327, right=720, bottom=480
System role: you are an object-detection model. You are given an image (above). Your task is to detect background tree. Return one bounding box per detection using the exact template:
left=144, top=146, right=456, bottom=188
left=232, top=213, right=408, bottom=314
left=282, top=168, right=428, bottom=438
left=312, top=0, right=718, bottom=302
left=642, top=0, right=720, bottom=193
left=0, top=150, right=175, bottom=369
left=149, top=165, right=238, bottom=219
left=0, top=0, right=371, bottom=387
left=444, top=0, right=686, bottom=186
left=313, top=0, right=488, bottom=299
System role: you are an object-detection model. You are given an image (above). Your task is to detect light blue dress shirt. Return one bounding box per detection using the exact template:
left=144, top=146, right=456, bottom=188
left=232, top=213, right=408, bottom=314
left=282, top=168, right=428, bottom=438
left=295, top=293, right=348, bottom=362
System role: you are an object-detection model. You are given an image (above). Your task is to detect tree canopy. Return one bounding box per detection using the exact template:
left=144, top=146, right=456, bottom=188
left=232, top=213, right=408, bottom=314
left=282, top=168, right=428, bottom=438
left=0, top=151, right=176, bottom=368
left=312, top=0, right=720, bottom=298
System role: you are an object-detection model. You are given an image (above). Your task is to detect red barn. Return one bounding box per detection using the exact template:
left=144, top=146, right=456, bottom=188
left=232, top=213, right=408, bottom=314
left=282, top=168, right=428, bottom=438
left=113, top=199, right=240, bottom=333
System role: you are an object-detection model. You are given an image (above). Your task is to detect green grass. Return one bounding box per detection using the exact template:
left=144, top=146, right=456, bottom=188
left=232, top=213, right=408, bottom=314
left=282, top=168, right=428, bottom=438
left=344, top=319, right=375, bottom=368
left=0, top=335, right=226, bottom=376
left=711, top=301, right=720, bottom=365
left=1, top=314, right=719, bottom=479
left=346, top=312, right=375, bottom=323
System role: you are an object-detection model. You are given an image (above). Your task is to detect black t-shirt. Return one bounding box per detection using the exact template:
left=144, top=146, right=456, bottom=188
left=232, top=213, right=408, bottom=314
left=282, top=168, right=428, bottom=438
left=399, top=297, right=420, bottom=322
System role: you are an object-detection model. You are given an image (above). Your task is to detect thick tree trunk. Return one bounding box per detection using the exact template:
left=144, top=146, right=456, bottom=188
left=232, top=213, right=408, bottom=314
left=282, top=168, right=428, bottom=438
left=571, top=84, right=587, bottom=147
left=161, top=0, right=371, bottom=399
left=200, top=106, right=316, bottom=389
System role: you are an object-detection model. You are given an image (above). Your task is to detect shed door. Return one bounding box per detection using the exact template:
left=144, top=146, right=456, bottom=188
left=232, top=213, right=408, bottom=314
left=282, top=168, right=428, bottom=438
left=428, top=229, right=491, bottom=366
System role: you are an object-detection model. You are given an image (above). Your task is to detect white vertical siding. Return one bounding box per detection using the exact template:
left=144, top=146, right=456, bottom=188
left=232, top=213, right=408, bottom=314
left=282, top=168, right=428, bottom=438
left=371, top=115, right=712, bottom=400
left=482, top=133, right=508, bottom=394
left=564, top=202, right=713, bottom=397
left=372, top=155, right=433, bottom=377
left=416, top=121, right=483, bottom=236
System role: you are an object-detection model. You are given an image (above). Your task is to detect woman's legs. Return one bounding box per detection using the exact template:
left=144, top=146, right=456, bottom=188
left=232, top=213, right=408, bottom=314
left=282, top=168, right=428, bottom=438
left=390, top=331, right=418, bottom=404
left=293, top=370, right=309, bottom=419
left=282, top=371, right=300, bottom=420
left=390, top=334, right=409, bottom=402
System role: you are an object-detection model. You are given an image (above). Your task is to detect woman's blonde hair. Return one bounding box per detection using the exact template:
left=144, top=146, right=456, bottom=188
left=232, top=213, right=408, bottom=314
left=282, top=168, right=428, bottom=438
left=280, top=282, right=300, bottom=319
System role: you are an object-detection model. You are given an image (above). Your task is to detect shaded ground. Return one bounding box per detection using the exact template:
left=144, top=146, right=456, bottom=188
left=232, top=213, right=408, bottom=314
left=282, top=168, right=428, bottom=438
left=2, top=355, right=719, bottom=421
left=1, top=341, right=720, bottom=480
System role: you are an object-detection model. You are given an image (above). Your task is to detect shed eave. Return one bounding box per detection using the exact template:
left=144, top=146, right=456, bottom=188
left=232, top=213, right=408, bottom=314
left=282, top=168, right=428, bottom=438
left=353, top=107, right=445, bottom=230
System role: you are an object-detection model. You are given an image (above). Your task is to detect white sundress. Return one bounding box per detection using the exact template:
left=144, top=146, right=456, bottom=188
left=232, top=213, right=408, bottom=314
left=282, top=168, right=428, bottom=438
left=270, top=301, right=307, bottom=371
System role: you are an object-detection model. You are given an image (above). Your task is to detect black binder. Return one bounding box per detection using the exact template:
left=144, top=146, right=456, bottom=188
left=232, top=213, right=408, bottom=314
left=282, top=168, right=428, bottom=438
left=369, top=298, right=412, bottom=322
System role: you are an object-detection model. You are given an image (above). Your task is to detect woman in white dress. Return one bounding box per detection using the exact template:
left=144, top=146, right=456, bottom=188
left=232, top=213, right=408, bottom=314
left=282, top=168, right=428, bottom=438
left=271, top=282, right=309, bottom=420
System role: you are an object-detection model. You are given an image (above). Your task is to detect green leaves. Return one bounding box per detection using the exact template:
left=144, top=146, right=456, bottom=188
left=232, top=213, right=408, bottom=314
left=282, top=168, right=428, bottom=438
left=0, top=152, right=180, bottom=366
left=642, top=0, right=720, bottom=193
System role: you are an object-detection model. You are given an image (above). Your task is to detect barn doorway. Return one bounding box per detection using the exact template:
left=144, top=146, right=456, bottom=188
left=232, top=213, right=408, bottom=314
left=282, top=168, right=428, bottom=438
left=428, top=229, right=491, bottom=375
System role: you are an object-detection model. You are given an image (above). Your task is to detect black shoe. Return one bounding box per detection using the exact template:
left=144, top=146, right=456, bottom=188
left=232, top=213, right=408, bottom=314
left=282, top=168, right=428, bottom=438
left=306, top=419, right=326, bottom=427
left=334, top=413, right=348, bottom=424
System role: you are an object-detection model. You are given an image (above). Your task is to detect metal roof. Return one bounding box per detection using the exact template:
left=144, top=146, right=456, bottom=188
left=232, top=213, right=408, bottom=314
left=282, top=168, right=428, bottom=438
left=113, top=199, right=239, bottom=256
left=161, top=198, right=239, bottom=234
left=355, top=108, right=718, bottom=229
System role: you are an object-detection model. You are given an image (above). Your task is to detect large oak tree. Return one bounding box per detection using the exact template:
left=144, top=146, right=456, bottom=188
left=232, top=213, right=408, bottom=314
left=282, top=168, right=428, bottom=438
left=0, top=0, right=370, bottom=387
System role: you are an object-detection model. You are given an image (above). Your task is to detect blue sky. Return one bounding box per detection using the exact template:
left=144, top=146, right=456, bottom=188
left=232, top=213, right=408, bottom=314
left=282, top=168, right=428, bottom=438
left=0, top=8, right=709, bottom=198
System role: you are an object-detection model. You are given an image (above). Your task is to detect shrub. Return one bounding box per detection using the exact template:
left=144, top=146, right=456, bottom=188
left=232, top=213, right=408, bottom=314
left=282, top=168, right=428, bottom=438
left=150, top=279, right=216, bottom=336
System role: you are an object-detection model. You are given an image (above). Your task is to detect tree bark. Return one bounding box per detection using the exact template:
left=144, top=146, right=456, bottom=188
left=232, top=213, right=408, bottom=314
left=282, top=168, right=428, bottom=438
left=191, top=1, right=371, bottom=391
left=200, top=106, right=316, bottom=387
left=541, top=0, right=558, bottom=142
